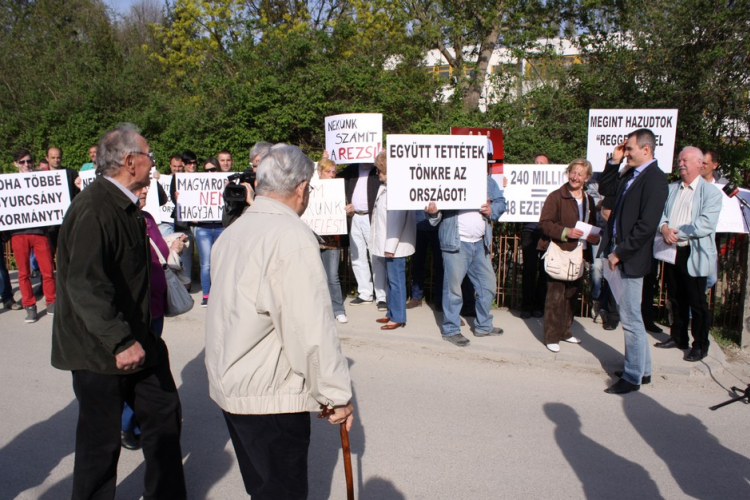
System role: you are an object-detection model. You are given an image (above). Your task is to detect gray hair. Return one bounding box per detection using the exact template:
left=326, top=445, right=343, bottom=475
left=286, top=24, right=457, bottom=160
left=255, top=145, right=314, bottom=197
left=96, top=123, right=142, bottom=176
left=249, top=141, right=273, bottom=162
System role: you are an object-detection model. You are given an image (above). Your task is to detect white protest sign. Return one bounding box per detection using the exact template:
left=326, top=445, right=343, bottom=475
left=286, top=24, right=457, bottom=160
left=495, top=164, right=568, bottom=222
left=79, top=169, right=97, bottom=190
left=143, top=177, right=162, bottom=223
left=174, top=173, right=232, bottom=222
left=158, top=174, right=174, bottom=223
left=587, top=109, right=678, bottom=173
left=712, top=184, right=750, bottom=233
left=0, top=171, right=71, bottom=230
left=386, top=134, right=488, bottom=210
left=301, top=178, right=347, bottom=235
left=325, top=113, right=382, bottom=164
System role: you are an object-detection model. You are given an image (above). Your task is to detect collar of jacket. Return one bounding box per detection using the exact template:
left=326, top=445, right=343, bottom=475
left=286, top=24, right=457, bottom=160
left=97, top=176, right=141, bottom=212
left=248, top=195, right=302, bottom=218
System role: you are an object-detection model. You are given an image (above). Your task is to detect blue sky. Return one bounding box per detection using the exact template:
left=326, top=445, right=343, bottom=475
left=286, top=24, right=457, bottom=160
left=103, top=0, right=141, bottom=16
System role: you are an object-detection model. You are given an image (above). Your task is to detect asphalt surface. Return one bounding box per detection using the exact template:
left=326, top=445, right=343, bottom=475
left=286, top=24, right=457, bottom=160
left=1, top=277, right=750, bottom=500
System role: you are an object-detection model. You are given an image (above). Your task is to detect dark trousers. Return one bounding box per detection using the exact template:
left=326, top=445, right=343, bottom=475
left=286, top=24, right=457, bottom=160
left=71, top=349, right=185, bottom=500
left=522, top=231, right=547, bottom=312
left=665, top=247, right=710, bottom=351
left=543, top=276, right=579, bottom=344
left=410, top=229, right=443, bottom=303
left=223, top=411, right=311, bottom=500
left=641, top=259, right=658, bottom=326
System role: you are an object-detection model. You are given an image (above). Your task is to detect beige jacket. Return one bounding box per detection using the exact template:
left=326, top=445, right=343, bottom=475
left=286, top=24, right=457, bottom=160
left=205, top=196, right=352, bottom=414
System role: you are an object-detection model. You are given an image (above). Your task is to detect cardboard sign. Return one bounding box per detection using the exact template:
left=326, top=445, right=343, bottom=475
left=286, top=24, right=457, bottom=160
left=143, top=177, right=162, bottom=223
left=495, top=164, right=569, bottom=222
left=587, top=109, right=678, bottom=173
left=0, top=171, right=71, bottom=230
left=174, top=173, right=232, bottom=222
left=713, top=183, right=749, bottom=233
left=301, top=178, right=347, bottom=235
left=79, top=169, right=97, bottom=189
left=386, top=134, right=488, bottom=210
left=158, top=174, right=175, bottom=224
left=325, top=113, right=382, bottom=164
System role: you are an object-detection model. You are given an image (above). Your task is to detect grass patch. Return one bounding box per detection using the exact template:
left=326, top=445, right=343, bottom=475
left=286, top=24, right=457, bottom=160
left=711, top=326, right=741, bottom=348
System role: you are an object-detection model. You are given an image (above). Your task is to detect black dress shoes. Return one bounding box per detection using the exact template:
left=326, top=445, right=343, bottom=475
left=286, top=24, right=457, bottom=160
left=685, top=348, right=707, bottom=362
left=121, top=431, right=141, bottom=450
left=605, top=379, right=640, bottom=394
left=520, top=310, right=532, bottom=319
left=614, top=370, right=651, bottom=385
left=654, top=338, right=687, bottom=349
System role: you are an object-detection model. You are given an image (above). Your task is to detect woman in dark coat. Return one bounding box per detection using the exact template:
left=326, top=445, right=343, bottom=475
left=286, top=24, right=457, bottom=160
left=538, top=158, right=600, bottom=352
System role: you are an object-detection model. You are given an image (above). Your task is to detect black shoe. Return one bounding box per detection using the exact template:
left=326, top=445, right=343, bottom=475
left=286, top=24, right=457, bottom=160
left=474, top=327, right=504, bottom=338
left=520, top=310, right=532, bottom=319
left=685, top=348, right=707, bottom=362
left=654, top=338, right=687, bottom=349
left=24, top=305, right=38, bottom=324
left=604, top=379, right=640, bottom=394
left=3, top=299, right=22, bottom=311
left=121, top=431, right=141, bottom=450
left=376, top=301, right=387, bottom=312
left=350, top=297, right=373, bottom=306
left=644, top=323, right=664, bottom=334
left=603, top=322, right=617, bottom=331
left=614, top=370, right=651, bottom=385
left=443, top=333, right=470, bottom=347
left=532, top=310, right=543, bottom=318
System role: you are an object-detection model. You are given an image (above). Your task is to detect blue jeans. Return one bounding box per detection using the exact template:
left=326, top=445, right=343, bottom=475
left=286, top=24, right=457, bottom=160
left=385, top=257, right=407, bottom=323
left=321, top=249, right=345, bottom=316
left=442, top=241, right=496, bottom=336
left=618, top=272, right=651, bottom=384
left=30, top=249, right=40, bottom=273
left=122, top=317, right=164, bottom=434
left=194, top=226, right=224, bottom=296
left=590, top=242, right=603, bottom=300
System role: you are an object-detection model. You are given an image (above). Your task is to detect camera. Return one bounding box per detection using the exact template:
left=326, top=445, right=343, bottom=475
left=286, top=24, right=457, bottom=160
left=224, top=169, right=256, bottom=204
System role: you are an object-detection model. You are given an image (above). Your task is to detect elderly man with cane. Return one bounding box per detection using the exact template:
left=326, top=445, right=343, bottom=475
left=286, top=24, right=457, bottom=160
left=205, top=144, right=354, bottom=499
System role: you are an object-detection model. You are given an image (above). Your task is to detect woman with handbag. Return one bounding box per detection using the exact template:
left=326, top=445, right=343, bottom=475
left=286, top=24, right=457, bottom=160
left=121, top=185, right=187, bottom=450
left=538, top=158, right=600, bottom=352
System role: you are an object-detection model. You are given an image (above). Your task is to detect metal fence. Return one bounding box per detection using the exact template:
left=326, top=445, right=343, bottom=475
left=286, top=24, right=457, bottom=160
left=4, top=230, right=746, bottom=332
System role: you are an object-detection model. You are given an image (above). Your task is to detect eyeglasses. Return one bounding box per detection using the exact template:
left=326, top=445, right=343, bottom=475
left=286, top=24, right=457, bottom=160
left=18, top=159, right=33, bottom=164
left=131, top=151, right=155, bottom=165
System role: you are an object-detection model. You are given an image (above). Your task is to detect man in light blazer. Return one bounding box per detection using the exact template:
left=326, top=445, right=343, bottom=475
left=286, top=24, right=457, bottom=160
left=655, top=146, right=722, bottom=362
left=598, top=128, right=669, bottom=394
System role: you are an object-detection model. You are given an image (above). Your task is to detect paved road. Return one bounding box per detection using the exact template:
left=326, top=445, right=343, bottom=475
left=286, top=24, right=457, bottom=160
left=1, top=288, right=749, bottom=499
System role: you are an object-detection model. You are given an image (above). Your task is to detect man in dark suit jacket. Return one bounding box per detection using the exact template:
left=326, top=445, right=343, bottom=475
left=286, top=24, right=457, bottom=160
left=598, top=128, right=668, bottom=394
left=337, top=162, right=385, bottom=308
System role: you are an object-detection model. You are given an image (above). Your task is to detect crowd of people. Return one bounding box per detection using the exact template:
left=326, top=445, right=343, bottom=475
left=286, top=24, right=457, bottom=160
left=0, top=124, right=730, bottom=498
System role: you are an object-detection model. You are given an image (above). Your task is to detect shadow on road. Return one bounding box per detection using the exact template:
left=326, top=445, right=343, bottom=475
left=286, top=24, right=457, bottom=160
left=0, top=399, right=77, bottom=498
left=544, top=402, right=662, bottom=499
left=624, top=392, right=750, bottom=499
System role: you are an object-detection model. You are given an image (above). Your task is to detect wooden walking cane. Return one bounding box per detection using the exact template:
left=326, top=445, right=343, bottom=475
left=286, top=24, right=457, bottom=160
left=319, top=406, right=355, bottom=500
left=340, top=423, right=355, bottom=500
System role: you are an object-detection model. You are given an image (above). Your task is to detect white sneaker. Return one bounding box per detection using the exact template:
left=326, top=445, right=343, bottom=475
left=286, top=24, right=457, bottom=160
left=546, top=343, right=560, bottom=353
left=336, top=314, right=348, bottom=324
left=563, top=336, right=581, bottom=344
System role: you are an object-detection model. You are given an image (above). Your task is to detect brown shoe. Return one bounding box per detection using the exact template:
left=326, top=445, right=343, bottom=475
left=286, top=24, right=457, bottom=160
left=375, top=317, right=389, bottom=324
left=406, top=299, right=422, bottom=309
left=381, top=323, right=405, bottom=330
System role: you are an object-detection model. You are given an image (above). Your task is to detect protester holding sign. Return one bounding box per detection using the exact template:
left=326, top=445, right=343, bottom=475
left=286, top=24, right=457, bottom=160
left=7, top=149, right=57, bottom=323
left=370, top=151, right=416, bottom=330
left=316, top=159, right=349, bottom=323
left=426, top=172, right=506, bottom=347
left=538, top=159, right=599, bottom=353
left=338, top=162, right=386, bottom=310
left=193, top=158, right=226, bottom=307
